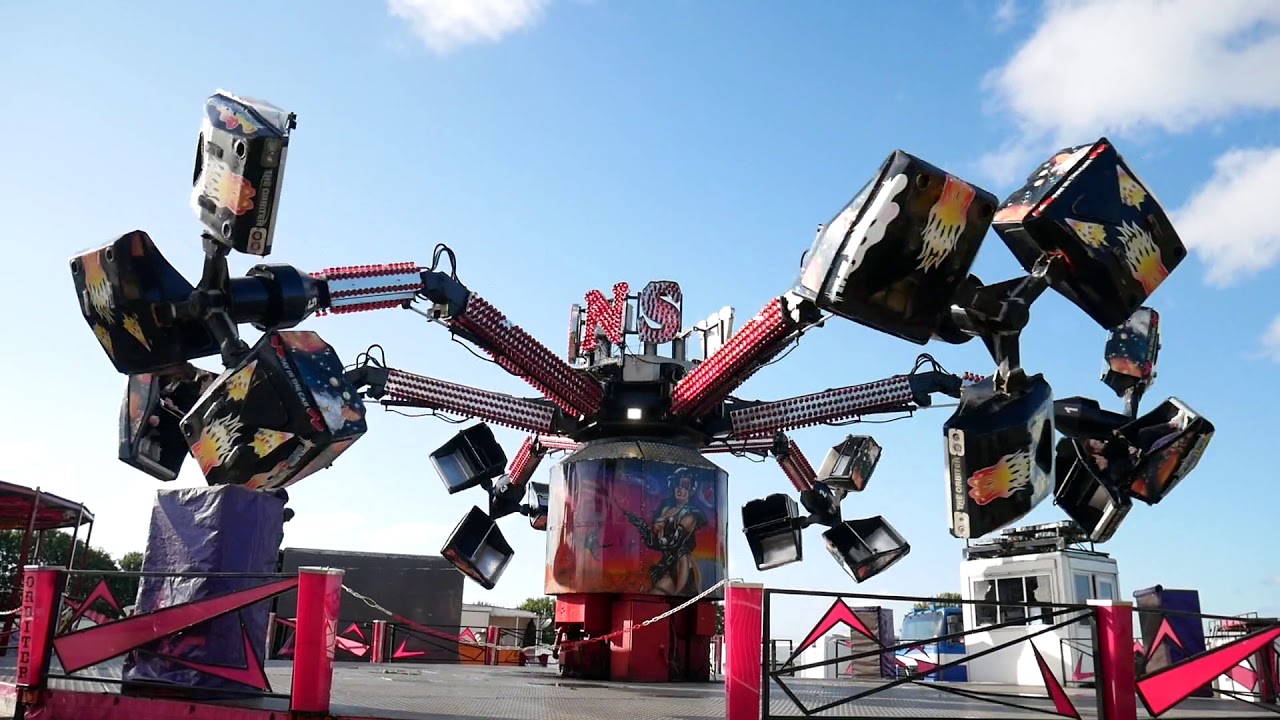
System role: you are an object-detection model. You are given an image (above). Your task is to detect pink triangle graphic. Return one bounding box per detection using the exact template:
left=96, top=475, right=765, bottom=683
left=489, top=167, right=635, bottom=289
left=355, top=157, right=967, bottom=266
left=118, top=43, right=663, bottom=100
left=344, top=622, right=366, bottom=640
left=796, top=599, right=878, bottom=656
left=156, top=624, right=270, bottom=691
left=1031, top=642, right=1079, bottom=718
left=1147, top=618, right=1183, bottom=656
left=1139, top=626, right=1280, bottom=716
left=66, top=579, right=123, bottom=627
left=1226, top=662, right=1258, bottom=691
left=336, top=635, right=368, bottom=657
left=393, top=639, right=426, bottom=659
left=1072, top=654, right=1094, bottom=681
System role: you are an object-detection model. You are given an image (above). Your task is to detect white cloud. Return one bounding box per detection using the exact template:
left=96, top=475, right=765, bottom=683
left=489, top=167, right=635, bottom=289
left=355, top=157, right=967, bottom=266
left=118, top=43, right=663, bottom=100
left=387, top=0, right=550, bottom=54
left=984, top=0, right=1280, bottom=144
left=1261, top=316, right=1280, bottom=363
left=1174, top=147, right=1280, bottom=286
left=978, top=1, right=1280, bottom=282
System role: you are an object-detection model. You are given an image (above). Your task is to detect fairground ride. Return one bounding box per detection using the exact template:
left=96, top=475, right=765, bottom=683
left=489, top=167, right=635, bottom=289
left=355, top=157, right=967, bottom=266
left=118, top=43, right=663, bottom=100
left=70, top=90, right=1213, bottom=682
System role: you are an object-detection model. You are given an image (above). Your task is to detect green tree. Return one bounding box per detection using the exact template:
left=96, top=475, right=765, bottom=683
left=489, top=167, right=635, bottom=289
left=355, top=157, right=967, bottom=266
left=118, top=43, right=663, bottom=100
left=912, top=592, right=962, bottom=611
left=716, top=602, right=724, bottom=634
left=0, top=530, right=129, bottom=606
left=518, top=596, right=556, bottom=644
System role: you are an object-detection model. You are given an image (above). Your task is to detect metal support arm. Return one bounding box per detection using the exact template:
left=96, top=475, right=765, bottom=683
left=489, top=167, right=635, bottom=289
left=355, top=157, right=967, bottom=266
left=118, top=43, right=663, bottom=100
left=343, top=364, right=564, bottom=435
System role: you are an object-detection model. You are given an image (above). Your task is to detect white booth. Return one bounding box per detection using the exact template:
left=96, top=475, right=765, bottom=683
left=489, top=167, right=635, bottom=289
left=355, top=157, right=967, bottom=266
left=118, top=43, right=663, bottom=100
left=959, top=522, right=1119, bottom=687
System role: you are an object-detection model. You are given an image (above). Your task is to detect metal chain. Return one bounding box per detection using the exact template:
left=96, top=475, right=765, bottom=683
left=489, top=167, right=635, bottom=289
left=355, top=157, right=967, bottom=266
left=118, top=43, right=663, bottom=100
left=341, top=578, right=729, bottom=654
left=0, top=608, right=19, bottom=617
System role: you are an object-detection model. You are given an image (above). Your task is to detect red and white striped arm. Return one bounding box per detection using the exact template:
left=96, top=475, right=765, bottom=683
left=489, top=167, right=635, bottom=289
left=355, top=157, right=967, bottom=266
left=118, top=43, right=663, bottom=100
left=314, top=262, right=423, bottom=315
left=449, top=294, right=604, bottom=418
left=773, top=435, right=816, bottom=492
left=506, top=436, right=547, bottom=487
left=670, top=291, right=817, bottom=419
left=729, top=375, right=917, bottom=439
left=383, top=369, right=557, bottom=434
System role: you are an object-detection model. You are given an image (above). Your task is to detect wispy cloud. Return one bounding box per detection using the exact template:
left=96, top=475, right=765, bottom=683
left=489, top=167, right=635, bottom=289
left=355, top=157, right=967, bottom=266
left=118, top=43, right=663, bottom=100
left=1175, top=147, right=1280, bottom=287
left=388, top=0, right=550, bottom=55
left=1261, top=319, right=1280, bottom=363
left=977, top=0, right=1280, bottom=285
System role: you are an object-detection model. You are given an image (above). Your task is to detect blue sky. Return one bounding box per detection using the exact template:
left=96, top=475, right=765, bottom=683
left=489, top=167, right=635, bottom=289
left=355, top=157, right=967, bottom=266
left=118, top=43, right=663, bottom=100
left=2, top=1, right=1277, bottom=641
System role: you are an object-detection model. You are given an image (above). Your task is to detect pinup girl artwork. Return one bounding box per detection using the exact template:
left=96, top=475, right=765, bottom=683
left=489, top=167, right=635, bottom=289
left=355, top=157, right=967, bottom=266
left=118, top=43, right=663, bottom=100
left=625, top=468, right=709, bottom=596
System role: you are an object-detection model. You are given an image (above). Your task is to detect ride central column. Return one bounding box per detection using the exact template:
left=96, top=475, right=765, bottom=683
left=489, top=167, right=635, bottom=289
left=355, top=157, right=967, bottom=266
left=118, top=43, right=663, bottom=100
left=544, top=439, right=728, bottom=682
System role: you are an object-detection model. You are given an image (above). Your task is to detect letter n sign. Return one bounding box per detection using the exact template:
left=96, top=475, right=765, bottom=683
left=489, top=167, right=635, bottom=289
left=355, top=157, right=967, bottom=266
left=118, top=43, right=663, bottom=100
left=581, top=283, right=629, bottom=352
left=580, top=281, right=684, bottom=353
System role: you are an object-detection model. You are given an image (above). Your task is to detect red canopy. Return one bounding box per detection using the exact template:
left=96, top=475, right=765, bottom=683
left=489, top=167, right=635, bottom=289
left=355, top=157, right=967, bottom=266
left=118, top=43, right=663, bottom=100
left=0, top=481, right=94, bottom=532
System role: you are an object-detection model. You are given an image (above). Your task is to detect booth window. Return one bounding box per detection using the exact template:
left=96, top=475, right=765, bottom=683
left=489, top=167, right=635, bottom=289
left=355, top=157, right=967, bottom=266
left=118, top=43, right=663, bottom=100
left=972, top=574, right=1052, bottom=627
left=1074, top=573, right=1118, bottom=602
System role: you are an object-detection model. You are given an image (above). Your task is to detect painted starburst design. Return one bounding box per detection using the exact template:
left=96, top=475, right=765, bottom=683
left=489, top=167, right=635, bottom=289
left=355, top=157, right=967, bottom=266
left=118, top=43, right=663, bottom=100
left=93, top=325, right=114, bottom=358
left=1066, top=218, right=1107, bottom=248
left=1117, top=166, right=1148, bottom=208
left=225, top=361, right=257, bottom=402
left=122, top=314, right=150, bottom=350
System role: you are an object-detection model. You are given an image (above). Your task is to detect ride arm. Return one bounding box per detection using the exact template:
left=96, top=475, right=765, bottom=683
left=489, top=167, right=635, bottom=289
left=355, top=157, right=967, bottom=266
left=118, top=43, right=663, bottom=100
left=717, top=362, right=978, bottom=439
left=669, top=291, right=823, bottom=419
left=314, top=262, right=604, bottom=418
left=342, top=362, right=565, bottom=436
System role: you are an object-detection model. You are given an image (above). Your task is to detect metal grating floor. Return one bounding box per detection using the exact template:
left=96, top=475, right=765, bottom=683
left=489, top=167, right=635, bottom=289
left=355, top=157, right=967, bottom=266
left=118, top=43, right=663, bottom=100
left=0, top=659, right=1274, bottom=719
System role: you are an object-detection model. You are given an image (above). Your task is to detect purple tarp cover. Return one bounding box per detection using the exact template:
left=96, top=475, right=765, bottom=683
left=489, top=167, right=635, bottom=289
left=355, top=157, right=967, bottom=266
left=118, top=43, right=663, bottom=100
left=121, top=485, right=285, bottom=691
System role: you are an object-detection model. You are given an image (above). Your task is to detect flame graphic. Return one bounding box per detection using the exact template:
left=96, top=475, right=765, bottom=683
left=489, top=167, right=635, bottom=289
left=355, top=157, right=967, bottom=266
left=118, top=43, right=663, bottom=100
left=216, top=104, right=259, bottom=134
left=93, top=325, right=114, bottom=358
left=1119, top=221, right=1168, bottom=294
left=82, top=253, right=114, bottom=319
left=191, top=414, right=245, bottom=475
left=251, top=428, right=293, bottom=458
left=203, top=161, right=257, bottom=216
left=122, top=314, right=149, bottom=350
left=967, top=452, right=1032, bottom=506
left=226, top=361, right=257, bottom=402
left=917, top=176, right=975, bottom=272
left=1066, top=218, right=1107, bottom=248
left=1117, top=166, right=1147, bottom=208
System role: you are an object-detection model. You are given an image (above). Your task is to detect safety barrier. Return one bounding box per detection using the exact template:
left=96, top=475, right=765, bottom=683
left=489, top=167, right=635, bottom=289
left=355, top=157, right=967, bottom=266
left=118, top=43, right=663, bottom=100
left=725, top=581, right=1280, bottom=720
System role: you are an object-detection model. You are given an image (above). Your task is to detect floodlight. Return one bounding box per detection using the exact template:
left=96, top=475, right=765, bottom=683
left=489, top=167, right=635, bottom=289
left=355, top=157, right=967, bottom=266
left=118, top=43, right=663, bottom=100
left=430, top=423, right=507, bottom=495
left=815, top=435, right=882, bottom=492
left=742, top=494, right=804, bottom=570
left=526, top=481, right=550, bottom=530
left=441, top=507, right=514, bottom=590
left=822, top=516, right=911, bottom=583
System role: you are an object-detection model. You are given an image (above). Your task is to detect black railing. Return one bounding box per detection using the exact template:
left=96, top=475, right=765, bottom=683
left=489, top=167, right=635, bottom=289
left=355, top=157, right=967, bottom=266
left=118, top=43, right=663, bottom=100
left=761, top=587, right=1096, bottom=720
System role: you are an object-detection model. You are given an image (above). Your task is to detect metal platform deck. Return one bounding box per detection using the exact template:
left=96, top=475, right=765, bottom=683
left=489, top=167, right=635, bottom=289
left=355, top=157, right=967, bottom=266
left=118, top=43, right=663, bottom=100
left=0, top=660, right=1273, bottom=719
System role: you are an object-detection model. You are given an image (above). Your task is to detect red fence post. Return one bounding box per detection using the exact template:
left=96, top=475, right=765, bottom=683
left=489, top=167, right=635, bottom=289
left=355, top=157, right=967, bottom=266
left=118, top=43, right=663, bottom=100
left=290, top=567, right=344, bottom=715
left=725, top=581, right=764, bottom=720
left=486, top=626, right=499, bottom=666
left=1090, top=600, right=1137, bottom=720
left=15, top=566, right=60, bottom=693
left=371, top=620, right=387, bottom=664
